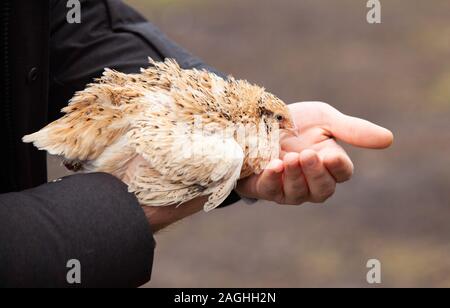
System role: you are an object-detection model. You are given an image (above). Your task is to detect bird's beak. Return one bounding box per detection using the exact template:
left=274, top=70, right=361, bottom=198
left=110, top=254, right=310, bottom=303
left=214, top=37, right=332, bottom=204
left=285, top=127, right=299, bottom=137
left=282, top=120, right=299, bottom=137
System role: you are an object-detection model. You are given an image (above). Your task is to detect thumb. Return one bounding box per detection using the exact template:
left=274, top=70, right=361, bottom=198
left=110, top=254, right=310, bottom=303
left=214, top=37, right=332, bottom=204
left=326, top=107, right=394, bottom=149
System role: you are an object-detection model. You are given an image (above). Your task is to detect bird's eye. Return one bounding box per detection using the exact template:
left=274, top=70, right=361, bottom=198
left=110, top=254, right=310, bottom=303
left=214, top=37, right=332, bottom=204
left=276, top=114, right=284, bottom=121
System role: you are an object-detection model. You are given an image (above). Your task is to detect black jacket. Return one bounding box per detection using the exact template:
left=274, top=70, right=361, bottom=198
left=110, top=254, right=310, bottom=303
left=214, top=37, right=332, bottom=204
left=0, top=0, right=239, bottom=287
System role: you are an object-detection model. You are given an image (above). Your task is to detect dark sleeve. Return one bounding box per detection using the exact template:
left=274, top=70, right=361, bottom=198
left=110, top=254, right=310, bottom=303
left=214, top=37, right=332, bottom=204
left=0, top=173, right=154, bottom=288
left=49, top=0, right=240, bottom=207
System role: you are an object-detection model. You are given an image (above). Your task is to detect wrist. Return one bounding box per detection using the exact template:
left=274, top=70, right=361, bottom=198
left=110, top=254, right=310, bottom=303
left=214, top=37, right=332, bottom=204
left=141, top=196, right=207, bottom=233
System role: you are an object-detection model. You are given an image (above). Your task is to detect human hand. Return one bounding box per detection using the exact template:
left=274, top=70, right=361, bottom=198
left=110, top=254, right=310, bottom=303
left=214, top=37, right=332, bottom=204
left=235, top=101, right=393, bottom=205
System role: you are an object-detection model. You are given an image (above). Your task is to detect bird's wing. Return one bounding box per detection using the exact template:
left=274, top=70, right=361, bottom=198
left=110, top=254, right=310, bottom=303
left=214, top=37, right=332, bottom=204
left=22, top=82, right=144, bottom=162
left=128, top=123, right=244, bottom=211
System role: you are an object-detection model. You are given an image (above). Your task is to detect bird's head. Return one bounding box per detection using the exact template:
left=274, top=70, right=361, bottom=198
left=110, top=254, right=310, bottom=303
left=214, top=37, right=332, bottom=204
left=257, top=92, right=296, bottom=133
left=228, top=79, right=297, bottom=135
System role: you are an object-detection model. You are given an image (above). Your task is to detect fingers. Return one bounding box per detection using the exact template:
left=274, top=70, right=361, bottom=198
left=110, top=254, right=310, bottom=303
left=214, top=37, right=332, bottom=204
left=255, top=159, right=285, bottom=202
left=299, top=149, right=336, bottom=203
left=323, top=153, right=353, bottom=183
left=318, top=142, right=354, bottom=183
left=323, top=105, right=394, bottom=149
left=236, top=151, right=342, bottom=205
left=282, top=153, right=309, bottom=205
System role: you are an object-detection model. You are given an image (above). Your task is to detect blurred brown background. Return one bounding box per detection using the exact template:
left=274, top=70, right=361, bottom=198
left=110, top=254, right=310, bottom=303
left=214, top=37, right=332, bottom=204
left=49, top=0, right=450, bottom=287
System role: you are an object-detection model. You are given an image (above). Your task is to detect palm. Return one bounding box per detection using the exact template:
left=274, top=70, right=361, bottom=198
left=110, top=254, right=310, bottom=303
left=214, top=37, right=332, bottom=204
left=282, top=101, right=395, bottom=161
left=281, top=102, right=340, bottom=158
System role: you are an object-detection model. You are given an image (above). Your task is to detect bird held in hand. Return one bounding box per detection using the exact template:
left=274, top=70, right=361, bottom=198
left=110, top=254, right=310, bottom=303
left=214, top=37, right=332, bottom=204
left=23, top=58, right=295, bottom=211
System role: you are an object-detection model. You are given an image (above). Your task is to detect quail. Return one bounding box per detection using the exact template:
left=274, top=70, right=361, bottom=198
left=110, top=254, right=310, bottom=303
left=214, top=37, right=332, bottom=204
left=23, top=59, right=295, bottom=211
